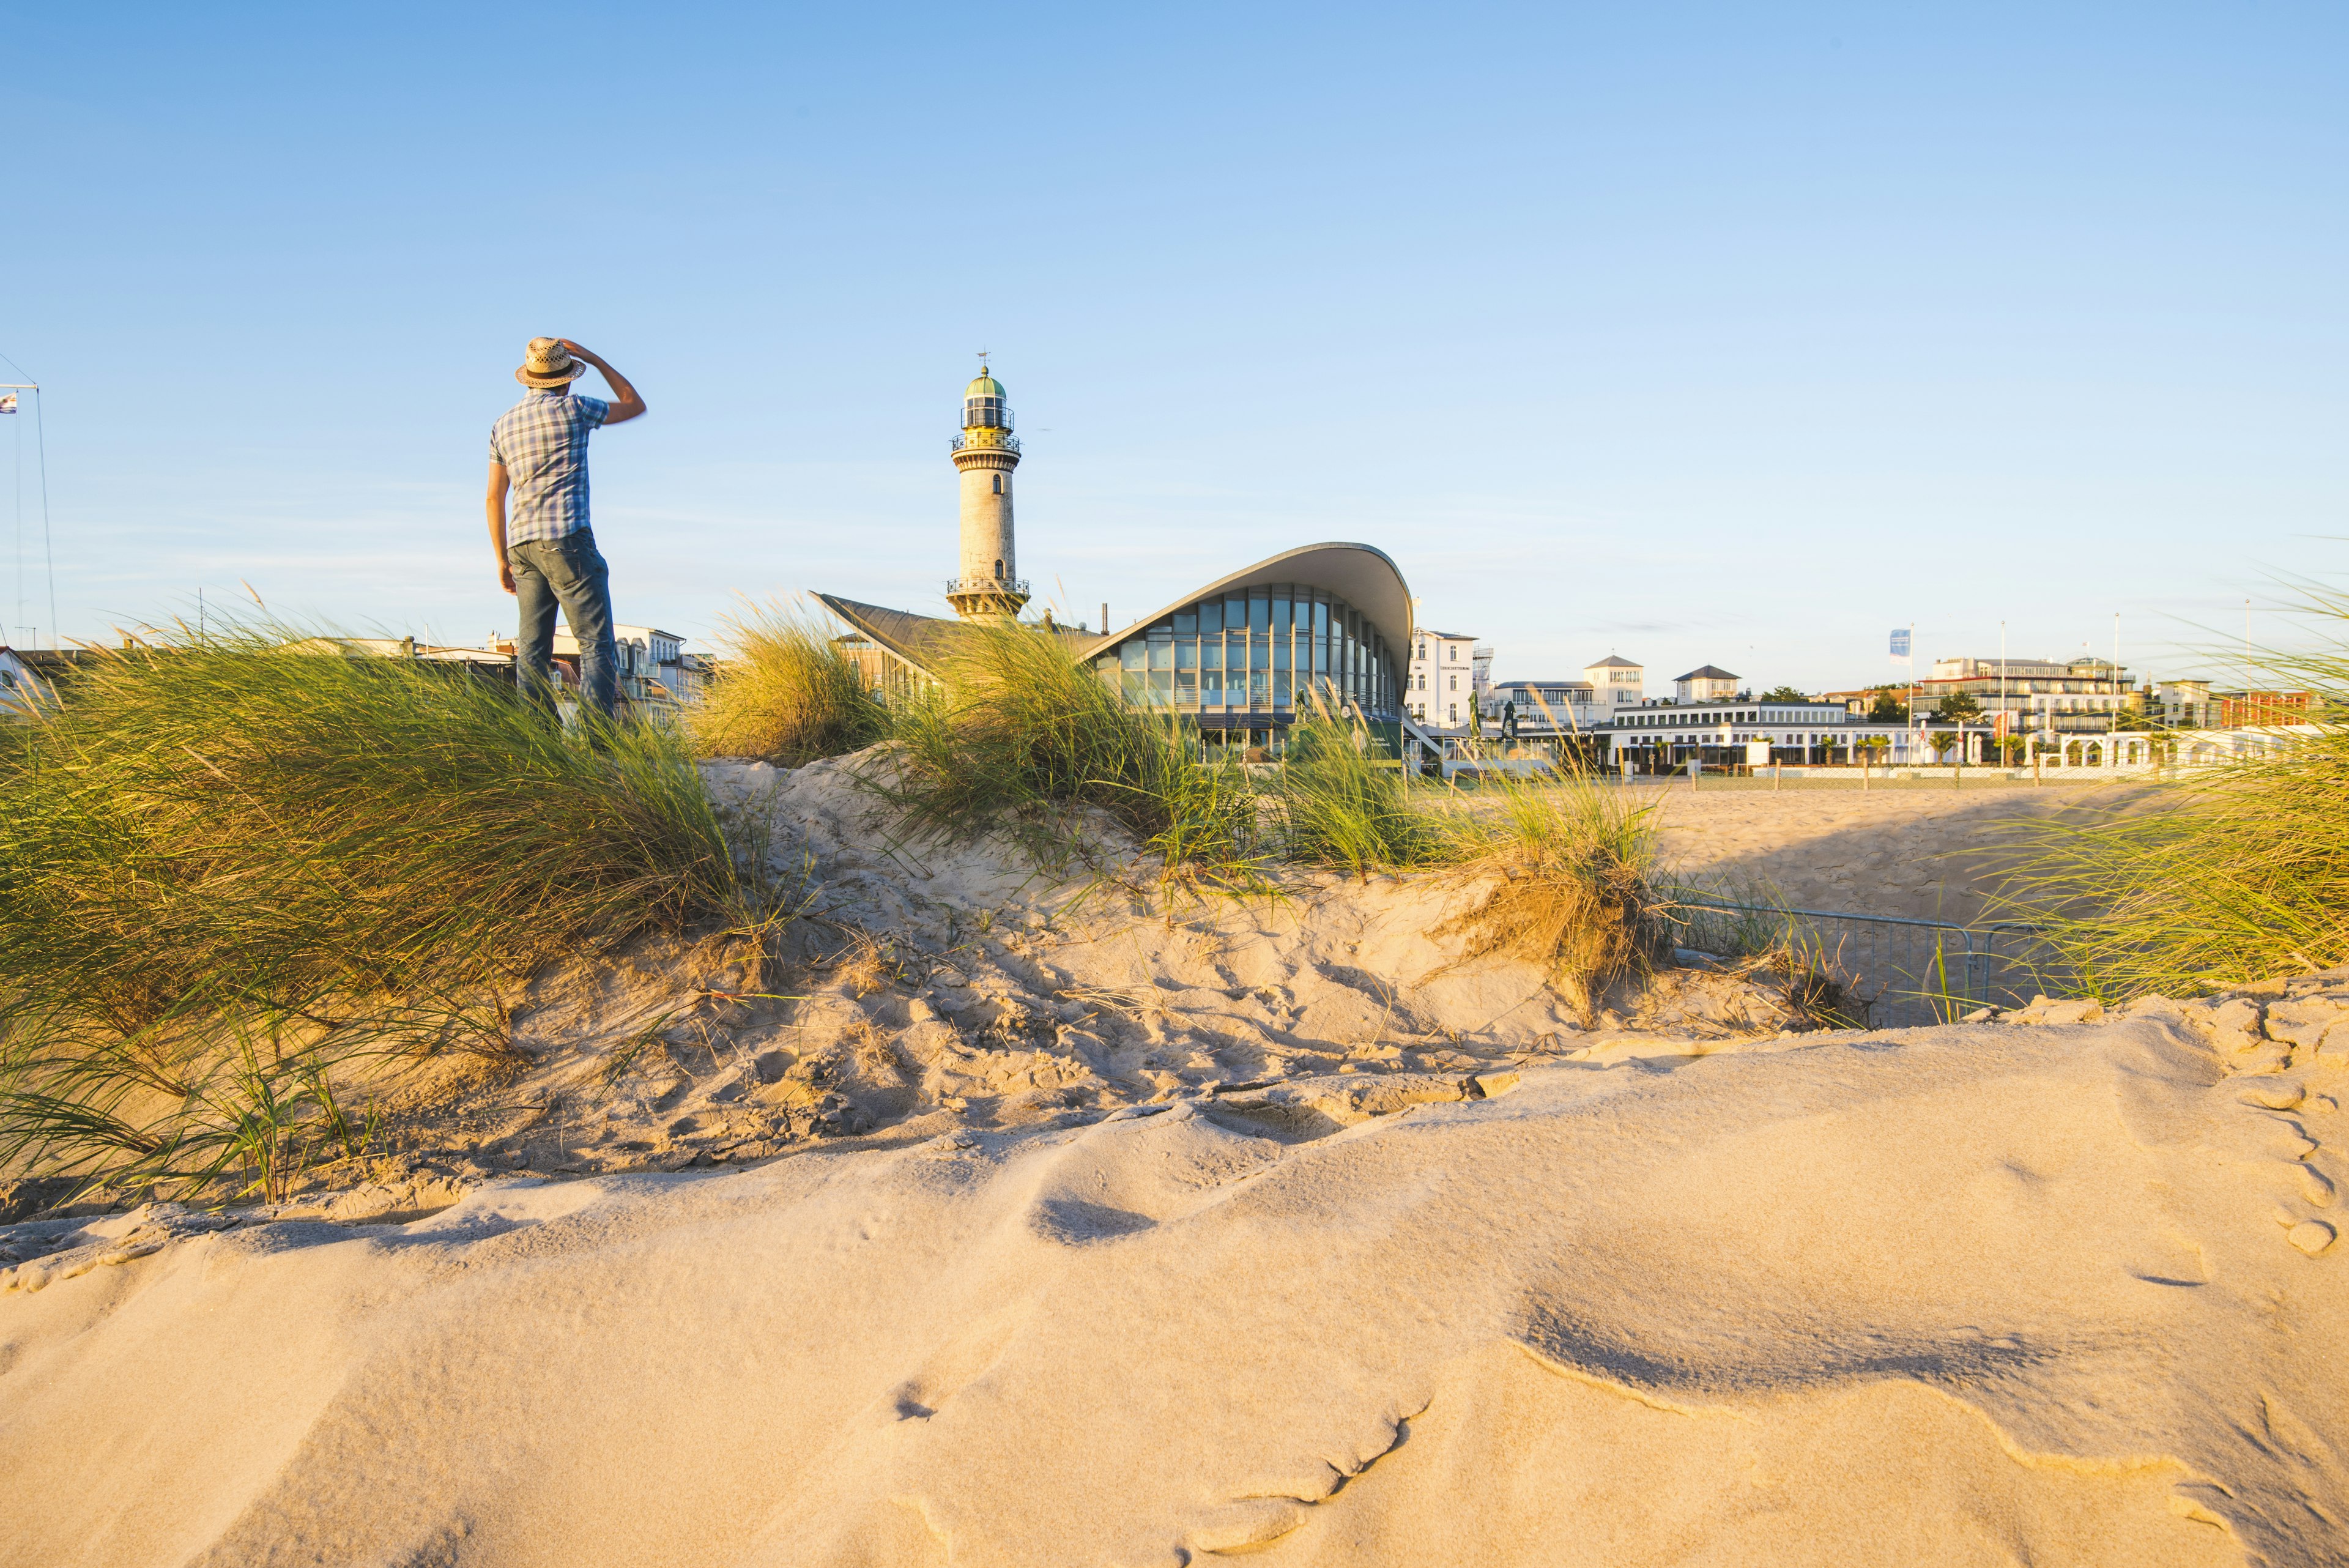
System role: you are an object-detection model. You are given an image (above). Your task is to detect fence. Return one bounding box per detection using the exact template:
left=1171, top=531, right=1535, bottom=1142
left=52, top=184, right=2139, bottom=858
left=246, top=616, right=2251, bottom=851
left=1674, top=898, right=2056, bottom=1028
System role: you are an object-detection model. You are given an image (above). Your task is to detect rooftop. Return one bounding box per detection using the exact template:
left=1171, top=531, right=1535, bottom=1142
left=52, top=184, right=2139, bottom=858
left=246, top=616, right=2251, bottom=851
left=1586, top=655, right=1641, bottom=668
left=1675, top=665, right=1740, bottom=682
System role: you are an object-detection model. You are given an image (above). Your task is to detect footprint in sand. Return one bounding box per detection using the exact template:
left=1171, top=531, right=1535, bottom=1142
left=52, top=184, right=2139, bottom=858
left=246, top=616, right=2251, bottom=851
left=2287, top=1219, right=2336, bottom=1256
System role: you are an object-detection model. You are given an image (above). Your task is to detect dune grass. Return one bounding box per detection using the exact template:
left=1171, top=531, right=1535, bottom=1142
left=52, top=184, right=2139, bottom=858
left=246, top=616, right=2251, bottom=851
left=866, top=617, right=1672, bottom=1000
left=1250, top=700, right=1670, bottom=1008
left=689, top=598, right=891, bottom=765
left=0, top=623, right=758, bottom=1196
left=1999, top=582, right=2349, bottom=998
left=1429, top=765, right=1673, bottom=1015
left=1274, top=703, right=1440, bottom=876
left=872, top=615, right=1262, bottom=883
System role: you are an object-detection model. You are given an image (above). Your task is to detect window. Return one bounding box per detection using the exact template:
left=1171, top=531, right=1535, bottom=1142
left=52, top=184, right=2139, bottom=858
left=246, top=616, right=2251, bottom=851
left=1447, top=645, right=1457, bottom=661
left=1448, top=704, right=1458, bottom=723
left=990, top=473, right=1003, bottom=494
left=1447, top=674, right=1457, bottom=691
left=993, top=558, right=1003, bottom=579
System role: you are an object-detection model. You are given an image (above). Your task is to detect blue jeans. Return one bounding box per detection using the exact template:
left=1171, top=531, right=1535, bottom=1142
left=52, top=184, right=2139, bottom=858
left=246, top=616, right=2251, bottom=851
left=510, top=529, right=618, bottom=718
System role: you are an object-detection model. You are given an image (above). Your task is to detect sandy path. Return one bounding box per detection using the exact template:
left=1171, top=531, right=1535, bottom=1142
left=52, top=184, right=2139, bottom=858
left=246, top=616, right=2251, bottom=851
left=1638, top=781, right=2137, bottom=926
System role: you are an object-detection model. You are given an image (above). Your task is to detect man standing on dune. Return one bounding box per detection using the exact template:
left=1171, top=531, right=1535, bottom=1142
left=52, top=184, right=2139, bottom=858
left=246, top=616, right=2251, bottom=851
left=487, top=337, right=647, bottom=718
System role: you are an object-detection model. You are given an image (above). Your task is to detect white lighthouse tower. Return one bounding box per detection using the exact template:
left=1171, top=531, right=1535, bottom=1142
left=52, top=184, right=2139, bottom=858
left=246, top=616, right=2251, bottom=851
left=944, top=362, right=1028, bottom=619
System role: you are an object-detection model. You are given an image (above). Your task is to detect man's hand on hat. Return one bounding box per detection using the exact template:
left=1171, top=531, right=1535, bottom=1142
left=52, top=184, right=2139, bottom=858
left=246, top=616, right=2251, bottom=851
left=559, top=339, right=601, bottom=365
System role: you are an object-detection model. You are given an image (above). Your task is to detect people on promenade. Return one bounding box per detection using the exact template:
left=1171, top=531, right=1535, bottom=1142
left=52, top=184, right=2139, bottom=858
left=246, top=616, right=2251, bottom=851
left=486, top=337, right=646, bottom=716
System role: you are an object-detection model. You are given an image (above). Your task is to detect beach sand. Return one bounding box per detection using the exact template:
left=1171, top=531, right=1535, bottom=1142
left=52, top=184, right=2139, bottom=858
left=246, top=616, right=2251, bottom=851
left=4, top=762, right=2341, bottom=1566
left=1644, top=779, right=2126, bottom=924
left=2, top=1009, right=2342, bottom=1566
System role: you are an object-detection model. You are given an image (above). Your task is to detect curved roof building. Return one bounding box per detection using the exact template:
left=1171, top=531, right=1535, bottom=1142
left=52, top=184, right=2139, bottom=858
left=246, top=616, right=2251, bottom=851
left=818, top=370, right=1414, bottom=742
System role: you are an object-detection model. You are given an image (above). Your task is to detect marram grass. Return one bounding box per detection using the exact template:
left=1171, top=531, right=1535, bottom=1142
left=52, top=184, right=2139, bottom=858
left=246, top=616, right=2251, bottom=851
left=689, top=597, right=891, bottom=765
left=870, top=615, right=1261, bottom=883
left=2000, top=577, right=2349, bottom=998
left=0, top=622, right=757, bottom=1194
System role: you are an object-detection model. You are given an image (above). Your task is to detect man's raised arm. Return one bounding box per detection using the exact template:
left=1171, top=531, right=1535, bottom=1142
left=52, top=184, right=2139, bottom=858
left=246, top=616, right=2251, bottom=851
left=560, top=340, right=647, bottom=423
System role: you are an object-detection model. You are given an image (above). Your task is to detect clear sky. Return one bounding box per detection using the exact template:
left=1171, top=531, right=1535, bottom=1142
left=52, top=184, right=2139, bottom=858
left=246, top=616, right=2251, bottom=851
left=3, top=2, right=2342, bottom=691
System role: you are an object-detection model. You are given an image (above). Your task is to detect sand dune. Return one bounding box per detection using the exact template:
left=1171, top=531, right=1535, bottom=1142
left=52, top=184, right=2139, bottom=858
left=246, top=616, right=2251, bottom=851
left=3, top=1012, right=2341, bottom=1566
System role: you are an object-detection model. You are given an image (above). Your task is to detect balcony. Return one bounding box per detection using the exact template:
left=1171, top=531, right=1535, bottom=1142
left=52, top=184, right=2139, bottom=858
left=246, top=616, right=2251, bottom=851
left=949, top=432, right=1020, bottom=456
left=946, top=576, right=1031, bottom=599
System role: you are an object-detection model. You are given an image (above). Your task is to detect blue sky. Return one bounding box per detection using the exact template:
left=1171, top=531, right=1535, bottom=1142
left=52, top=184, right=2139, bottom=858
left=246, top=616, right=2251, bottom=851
left=2, top=2, right=2342, bottom=689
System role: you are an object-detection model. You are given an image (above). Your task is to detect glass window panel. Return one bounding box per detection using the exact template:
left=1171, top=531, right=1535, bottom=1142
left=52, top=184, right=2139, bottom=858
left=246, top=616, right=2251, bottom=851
left=1122, top=671, right=1145, bottom=702
left=1202, top=638, right=1223, bottom=671
left=1312, top=638, right=1327, bottom=675
left=1176, top=640, right=1197, bottom=669
left=1274, top=672, right=1293, bottom=708
left=1250, top=592, right=1271, bottom=633
left=1202, top=669, right=1222, bottom=699
left=1149, top=669, right=1173, bottom=703
left=1147, top=637, right=1173, bottom=671
left=1198, top=599, right=1222, bottom=634
left=1175, top=671, right=1197, bottom=704
left=1273, top=638, right=1290, bottom=672
left=1173, top=608, right=1197, bottom=635
left=1249, top=671, right=1270, bottom=707
left=1227, top=593, right=1249, bottom=629
left=1314, top=599, right=1330, bottom=635
left=1120, top=641, right=1145, bottom=672
left=1272, top=594, right=1291, bottom=631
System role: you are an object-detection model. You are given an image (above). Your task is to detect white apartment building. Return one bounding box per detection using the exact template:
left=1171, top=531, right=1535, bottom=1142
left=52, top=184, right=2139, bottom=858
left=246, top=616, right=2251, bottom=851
left=1919, top=656, right=2136, bottom=737
left=2150, top=679, right=2215, bottom=730
left=1585, top=655, right=1644, bottom=710
left=1672, top=665, right=1742, bottom=703
left=1406, top=628, right=1490, bottom=730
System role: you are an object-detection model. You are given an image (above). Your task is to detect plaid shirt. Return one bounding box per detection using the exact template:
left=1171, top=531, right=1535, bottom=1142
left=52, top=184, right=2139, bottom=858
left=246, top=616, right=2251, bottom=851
left=490, top=389, right=610, bottom=544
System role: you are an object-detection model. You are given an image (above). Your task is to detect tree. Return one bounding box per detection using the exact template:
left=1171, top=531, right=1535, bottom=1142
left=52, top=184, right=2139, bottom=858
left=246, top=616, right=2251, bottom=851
left=1866, top=687, right=1908, bottom=724
left=1757, top=684, right=1809, bottom=703
left=1931, top=692, right=1983, bottom=724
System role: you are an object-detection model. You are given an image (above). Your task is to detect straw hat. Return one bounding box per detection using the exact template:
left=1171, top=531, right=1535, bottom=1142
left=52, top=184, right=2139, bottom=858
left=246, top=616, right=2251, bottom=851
left=514, top=337, right=589, bottom=388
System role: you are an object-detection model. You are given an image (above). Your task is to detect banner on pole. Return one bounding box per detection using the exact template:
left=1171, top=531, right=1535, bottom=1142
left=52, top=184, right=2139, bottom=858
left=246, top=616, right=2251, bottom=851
left=1889, top=628, right=1910, bottom=665
left=0, top=394, right=17, bottom=415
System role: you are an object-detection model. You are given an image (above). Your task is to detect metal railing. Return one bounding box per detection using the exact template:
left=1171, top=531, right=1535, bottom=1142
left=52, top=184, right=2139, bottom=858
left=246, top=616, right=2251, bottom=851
left=1674, top=897, right=2055, bottom=1028
left=949, top=432, right=1021, bottom=455
left=944, top=576, right=1031, bottom=599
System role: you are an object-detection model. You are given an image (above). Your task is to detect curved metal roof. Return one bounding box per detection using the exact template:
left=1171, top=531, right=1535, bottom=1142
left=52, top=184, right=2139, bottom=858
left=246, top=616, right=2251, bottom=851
left=1076, top=542, right=1414, bottom=660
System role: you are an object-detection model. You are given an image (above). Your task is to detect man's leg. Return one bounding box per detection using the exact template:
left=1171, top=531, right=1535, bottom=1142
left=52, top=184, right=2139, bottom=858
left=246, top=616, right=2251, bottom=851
left=544, top=530, right=621, bottom=719
left=509, top=543, right=562, bottom=712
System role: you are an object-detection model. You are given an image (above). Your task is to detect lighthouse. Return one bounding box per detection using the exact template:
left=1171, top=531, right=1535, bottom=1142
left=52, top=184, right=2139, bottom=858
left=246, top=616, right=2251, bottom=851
left=944, top=363, right=1028, bottom=619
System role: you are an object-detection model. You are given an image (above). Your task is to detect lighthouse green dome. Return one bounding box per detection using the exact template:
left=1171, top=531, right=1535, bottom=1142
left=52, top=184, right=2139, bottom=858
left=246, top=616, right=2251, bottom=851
left=965, top=371, right=1006, bottom=400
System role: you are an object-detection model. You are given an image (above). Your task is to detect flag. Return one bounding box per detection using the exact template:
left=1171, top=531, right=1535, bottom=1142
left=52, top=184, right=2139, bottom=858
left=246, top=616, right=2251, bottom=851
left=0, top=393, right=16, bottom=415
left=1889, top=628, right=1911, bottom=665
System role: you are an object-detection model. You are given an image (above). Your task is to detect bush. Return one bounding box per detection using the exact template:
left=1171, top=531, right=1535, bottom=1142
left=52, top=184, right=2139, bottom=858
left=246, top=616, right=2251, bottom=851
left=0, top=624, right=752, bottom=1192
left=690, top=598, right=891, bottom=765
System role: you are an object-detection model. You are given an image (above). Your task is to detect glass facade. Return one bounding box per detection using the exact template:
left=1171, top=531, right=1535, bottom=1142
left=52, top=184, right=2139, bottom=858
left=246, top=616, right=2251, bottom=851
left=1093, top=582, right=1399, bottom=730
